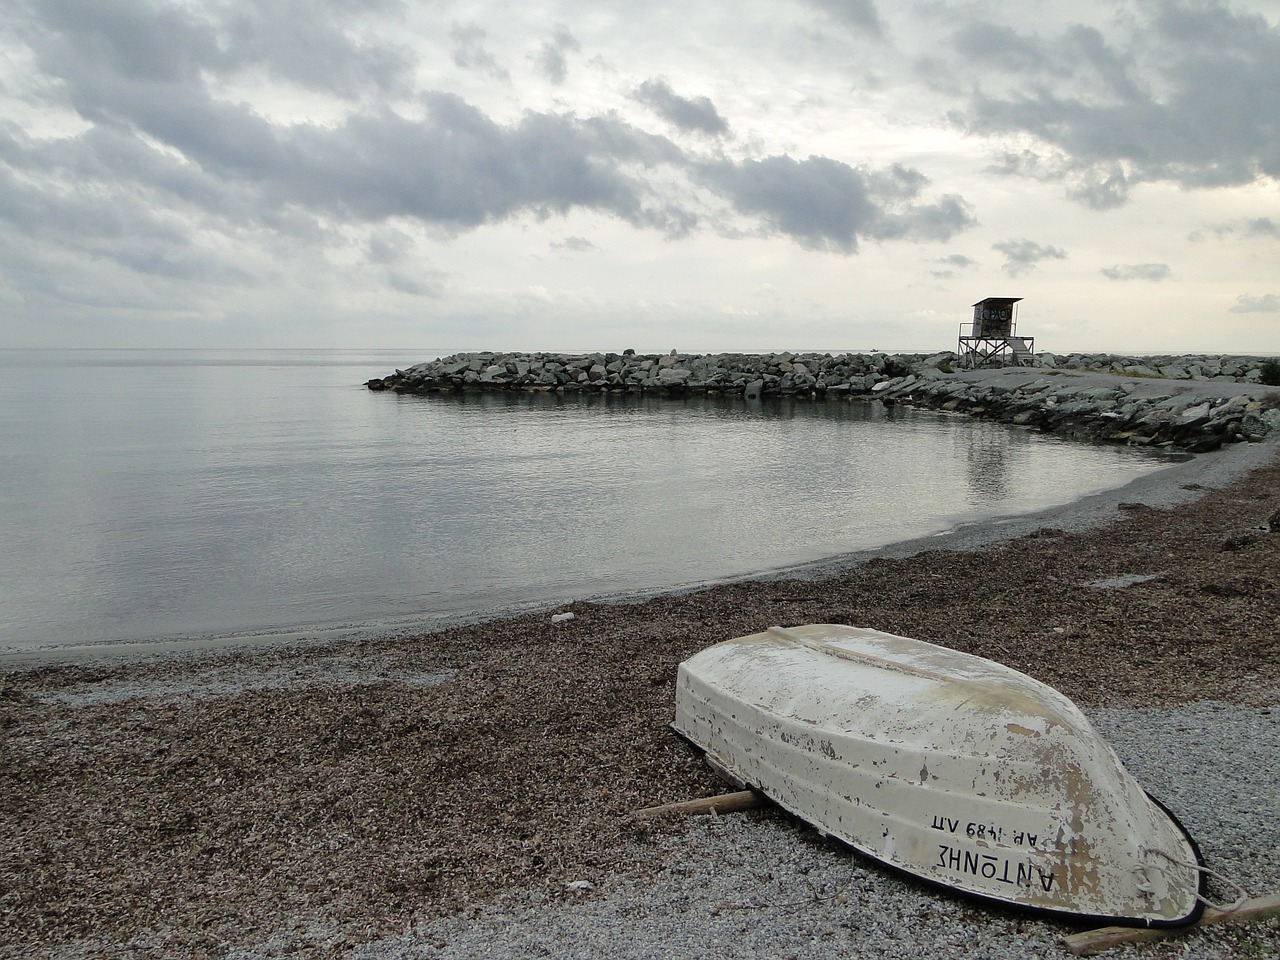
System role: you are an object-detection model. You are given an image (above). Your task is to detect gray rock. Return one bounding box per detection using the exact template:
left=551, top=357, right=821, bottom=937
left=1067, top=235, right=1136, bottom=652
left=366, top=350, right=1278, bottom=447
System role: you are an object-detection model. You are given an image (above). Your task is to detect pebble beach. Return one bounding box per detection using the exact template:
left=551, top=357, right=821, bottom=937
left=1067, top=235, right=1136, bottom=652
left=3, top=368, right=1280, bottom=960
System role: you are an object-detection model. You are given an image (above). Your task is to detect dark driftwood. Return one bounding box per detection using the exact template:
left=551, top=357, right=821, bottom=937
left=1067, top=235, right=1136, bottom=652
left=1062, top=892, right=1280, bottom=956
left=630, top=790, right=765, bottom=820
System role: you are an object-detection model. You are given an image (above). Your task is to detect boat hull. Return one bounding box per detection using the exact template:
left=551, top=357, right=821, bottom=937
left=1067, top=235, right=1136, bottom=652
left=672, top=625, right=1204, bottom=927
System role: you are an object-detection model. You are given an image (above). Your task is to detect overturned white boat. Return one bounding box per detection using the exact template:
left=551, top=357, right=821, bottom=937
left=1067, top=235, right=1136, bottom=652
left=672, top=625, right=1205, bottom=927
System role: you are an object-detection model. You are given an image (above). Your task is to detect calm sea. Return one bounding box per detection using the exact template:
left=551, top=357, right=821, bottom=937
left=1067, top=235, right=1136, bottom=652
left=0, top=349, right=1170, bottom=656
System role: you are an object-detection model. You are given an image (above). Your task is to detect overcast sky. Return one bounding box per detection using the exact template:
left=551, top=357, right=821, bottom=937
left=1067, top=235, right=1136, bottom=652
left=2, top=0, right=1278, bottom=354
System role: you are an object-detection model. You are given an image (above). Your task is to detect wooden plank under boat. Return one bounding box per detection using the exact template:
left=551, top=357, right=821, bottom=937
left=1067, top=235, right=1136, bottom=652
left=672, top=624, right=1205, bottom=928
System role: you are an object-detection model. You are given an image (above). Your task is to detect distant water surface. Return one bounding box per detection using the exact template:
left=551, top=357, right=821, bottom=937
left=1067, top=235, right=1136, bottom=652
left=0, top=349, right=1171, bottom=654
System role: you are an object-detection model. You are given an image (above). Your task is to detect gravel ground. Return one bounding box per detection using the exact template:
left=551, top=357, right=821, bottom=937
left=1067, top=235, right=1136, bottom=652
left=2, top=442, right=1279, bottom=959
left=350, top=697, right=1280, bottom=960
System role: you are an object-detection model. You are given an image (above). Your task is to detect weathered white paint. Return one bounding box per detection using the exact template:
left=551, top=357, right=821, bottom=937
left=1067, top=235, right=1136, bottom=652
left=672, top=625, right=1203, bottom=927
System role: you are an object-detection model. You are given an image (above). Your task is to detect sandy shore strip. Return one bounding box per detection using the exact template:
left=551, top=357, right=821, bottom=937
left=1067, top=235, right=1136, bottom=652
left=3, top=437, right=1279, bottom=958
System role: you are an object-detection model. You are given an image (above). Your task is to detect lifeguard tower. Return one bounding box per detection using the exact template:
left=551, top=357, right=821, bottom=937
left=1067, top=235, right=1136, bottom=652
left=957, top=297, right=1036, bottom=368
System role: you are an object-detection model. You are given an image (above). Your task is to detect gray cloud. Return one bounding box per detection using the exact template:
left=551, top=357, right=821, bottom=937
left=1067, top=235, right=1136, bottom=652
left=387, top=269, right=445, bottom=297
left=984, top=151, right=1132, bottom=210
left=285, top=97, right=684, bottom=228
left=1203, top=216, right=1280, bottom=241
left=367, top=227, right=415, bottom=265
left=931, top=252, right=977, bottom=278
left=1, top=89, right=976, bottom=308
left=1066, top=166, right=1130, bottom=210
left=951, top=21, right=1141, bottom=100
left=802, top=0, right=884, bottom=37
left=532, top=25, right=579, bottom=85
left=0, top=126, right=259, bottom=287
left=1230, top=293, right=1280, bottom=313
left=632, top=79, right=729, bottom=136
left=1218, top=217, right=1280, bottom=240
left=1242, top=217, right=1280, bottom=239
left=1244, top=217, right=1280, bottom=239
left=551, top=236, right=599, bottom=253
left=698, top=156, right=974, bottom=253
left=993, top=238, right=1067, bottom=276
left=6, top=67, right=975, bottom=260
left=1101, top=263, right=1172, bottom=282
left=32, top=0, right=414, bottom=101
left=946, top=3, right=1280, bottom=204
left=366, top=225, right=447, bottom=295
left=0, top=0, right=982, bottom=320
left=220, top=0, right=415, bottom=98
left=451, top=23, right=510, bottom=81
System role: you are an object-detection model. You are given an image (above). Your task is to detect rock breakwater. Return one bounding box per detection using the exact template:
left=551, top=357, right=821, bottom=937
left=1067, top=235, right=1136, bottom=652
left=1038, top=352, right=1273, bottom=381
left=368, top=350, right=1280, bottom=451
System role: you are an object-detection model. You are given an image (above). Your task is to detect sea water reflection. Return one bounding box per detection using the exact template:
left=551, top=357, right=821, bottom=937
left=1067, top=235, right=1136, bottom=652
left=0, top=354, right=1171, bottom=652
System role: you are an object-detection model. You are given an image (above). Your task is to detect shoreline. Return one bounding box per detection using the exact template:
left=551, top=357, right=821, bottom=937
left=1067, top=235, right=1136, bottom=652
left=3, top=437, right=1274, bottom=674
left=2, top=444, right=1278, bottom=956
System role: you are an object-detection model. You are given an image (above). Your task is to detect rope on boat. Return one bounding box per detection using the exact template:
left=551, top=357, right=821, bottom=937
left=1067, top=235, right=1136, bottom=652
left=1139, top=847, right=1250, bottom=914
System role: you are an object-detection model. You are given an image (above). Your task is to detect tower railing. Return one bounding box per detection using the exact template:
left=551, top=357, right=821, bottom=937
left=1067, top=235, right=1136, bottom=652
left=957, top=321, right=1036, bottom=368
